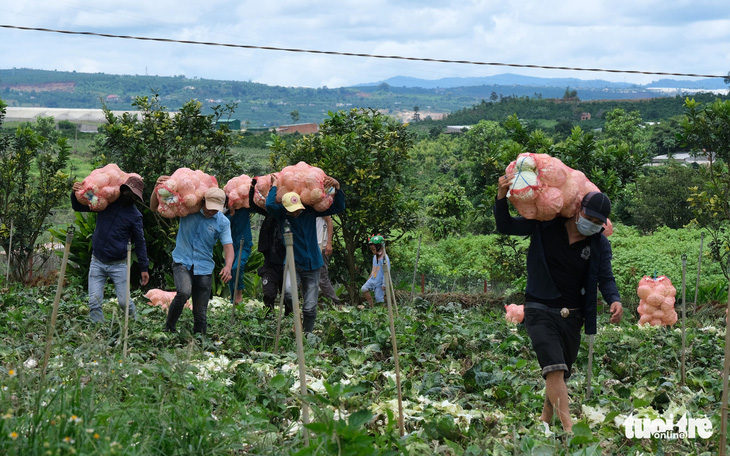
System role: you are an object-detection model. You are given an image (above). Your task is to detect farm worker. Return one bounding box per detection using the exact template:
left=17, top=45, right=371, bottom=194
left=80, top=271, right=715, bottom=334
left=317, top=216, right=341, bottom=306
left=494, top=173, right=623, bottom=433
left=151, top=178, right=233, bottom=334
left=226, top=179, right=257, bottom=305
left=361, top=235, right=390, bottom=307
left=266, top=174, right=345, bottom=333
left=71, top=176, right=149, bottom=323
left=250, top=195, right=289, bottom=316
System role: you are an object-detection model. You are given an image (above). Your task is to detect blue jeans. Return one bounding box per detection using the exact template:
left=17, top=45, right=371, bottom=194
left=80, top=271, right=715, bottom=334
left=285, top=267, right=321, bottom=332
left=88, top=256, right=135, bottom=323
left=166, top=263, right=213, bottom=334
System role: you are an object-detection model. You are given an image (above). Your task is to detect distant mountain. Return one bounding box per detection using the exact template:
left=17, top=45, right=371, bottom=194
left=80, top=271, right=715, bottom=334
left=357, top=73, right=728, bottom=90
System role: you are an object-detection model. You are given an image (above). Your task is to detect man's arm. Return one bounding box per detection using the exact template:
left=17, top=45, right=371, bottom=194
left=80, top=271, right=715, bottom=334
left=219, top=242, right=234, bottom=283
left=493, top=173, right=536, bottom=236
left=324, top=215, right=334, bottom=256
left=318, top=177, right=345, bottom=216
left=70, top=182, right=91, bottom=212
left=265, top=175, right=285, bottom=219
left=149, top=176, right=169, bottom=212
left=597, top=238, right=623, bottom=323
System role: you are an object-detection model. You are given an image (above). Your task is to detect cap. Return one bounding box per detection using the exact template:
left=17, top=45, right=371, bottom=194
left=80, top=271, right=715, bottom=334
left=204, top=187, right=226, bottom=212
left=368, top=234, right=384, bottom=245
left=120, top=175, right=144, bottom=201
left=581, top=191, right=611, bottom=223
left=282, top=192, right=305, bottom=212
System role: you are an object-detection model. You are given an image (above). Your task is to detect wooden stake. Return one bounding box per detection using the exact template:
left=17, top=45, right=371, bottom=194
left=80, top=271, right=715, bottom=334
left=42, top=226, right=74, bottom=379
left=273, top=272, right=287, bottom=354
left=693, top=232, right=704, bottom=313
left=586, top=335, right=594, bottom=399
left=410, top=233, right=422, bottom=302
left=5, top=220, right=12, bottom=283
left=681, top=254, right=687, bottom=387
left=230, top=239, right=245, bottom=324
left=382, top=244, right=405, bottom=436
left=122, top=242, right=132, bottom=360
left=283, top=226, right=309, bottom=445
left=720, top=265, right=730, bottom=456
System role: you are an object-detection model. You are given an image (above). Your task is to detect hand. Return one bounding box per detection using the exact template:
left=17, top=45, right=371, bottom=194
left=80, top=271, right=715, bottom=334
left=155, top=175, right=170, bottom=187
left=270, top=174, right=278, bottom=187
left=323, top=176, right=340, bottom=190
left=72, top=182, right=82, bottom=192
left=140, top=271, right=150, bottom=286
left=497, top=172, right=514, bottom=199
left=324, top=244, right=333, bottom=256
left=610, top=301, right=623, bottom=324
left=219, top=265, right=232, bottom=284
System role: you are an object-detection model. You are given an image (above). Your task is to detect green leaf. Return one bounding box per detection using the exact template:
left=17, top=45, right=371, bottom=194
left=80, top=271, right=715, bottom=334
left=347, top=409, right=372, bottom=429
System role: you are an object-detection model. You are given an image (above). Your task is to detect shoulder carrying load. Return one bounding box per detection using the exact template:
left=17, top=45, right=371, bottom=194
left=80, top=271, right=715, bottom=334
left=504, top=304, right=524, bottom=324
left=636, top=275, right=678, bottom=326
left=253, top=174, right=273, bottom=209
left=154, top=168, right=218, bottom=218
left=505, top=153, right=600, bottom=222
left=223, top=174, right=253, bottom=209
left=75, top=163, right=141, bottom=211
left=275, top=161, right=335, bottom=211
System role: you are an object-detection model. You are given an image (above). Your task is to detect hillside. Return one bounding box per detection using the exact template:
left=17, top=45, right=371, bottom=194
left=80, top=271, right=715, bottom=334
left=2, top=68, right=727, bottom=128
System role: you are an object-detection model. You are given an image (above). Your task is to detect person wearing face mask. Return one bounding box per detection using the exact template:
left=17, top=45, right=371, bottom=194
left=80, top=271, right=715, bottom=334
left=151, top=179, right=234, bottom=334
left=71, top=175, right=150, bottom=323
left=493, top=172, right=623, bottom=434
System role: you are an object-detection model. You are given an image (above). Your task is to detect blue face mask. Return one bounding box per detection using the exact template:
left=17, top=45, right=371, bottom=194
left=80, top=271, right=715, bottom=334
left=576, top=215, right=603, bottom=236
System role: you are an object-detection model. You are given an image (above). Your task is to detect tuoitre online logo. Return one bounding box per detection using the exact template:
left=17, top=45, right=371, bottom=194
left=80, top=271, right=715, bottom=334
left=623, top=413, right=712, bottom=439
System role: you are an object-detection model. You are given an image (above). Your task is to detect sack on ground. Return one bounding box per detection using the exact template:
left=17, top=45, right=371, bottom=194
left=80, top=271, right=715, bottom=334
left=636, top=276, right=678, bottom=326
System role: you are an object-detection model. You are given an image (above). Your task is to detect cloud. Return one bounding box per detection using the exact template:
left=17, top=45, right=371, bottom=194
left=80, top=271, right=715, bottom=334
left=1, top=0, right=729, bottom=88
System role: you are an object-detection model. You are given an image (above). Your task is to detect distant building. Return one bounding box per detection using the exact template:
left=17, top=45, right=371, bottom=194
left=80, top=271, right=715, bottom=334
left=105, top=94, right=119, bottom=102
left=649, top=152, right=712, bottom=166
left=580, top=112, right=591, bottom=121
left=275, top=123, right=319, bottom=135
left=215, top=119, right=241, bottom=130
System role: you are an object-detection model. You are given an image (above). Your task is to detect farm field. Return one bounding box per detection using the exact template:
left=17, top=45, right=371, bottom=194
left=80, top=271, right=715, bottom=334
left=0, top=281, right=725, bottom=455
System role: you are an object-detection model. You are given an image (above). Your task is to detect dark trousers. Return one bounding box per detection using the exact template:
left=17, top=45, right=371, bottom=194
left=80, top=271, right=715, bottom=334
left=166, top=263, right=213, bottom=334
left=258, top=262, right=287, bottom=313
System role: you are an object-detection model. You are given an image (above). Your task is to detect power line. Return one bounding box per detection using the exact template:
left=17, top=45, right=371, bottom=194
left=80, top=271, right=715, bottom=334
left=1, top=24, right=728, bottom=80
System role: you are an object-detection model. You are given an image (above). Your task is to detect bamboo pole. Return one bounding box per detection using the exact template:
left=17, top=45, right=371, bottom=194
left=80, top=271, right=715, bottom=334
left=283, top=224, right=309, bottom=446
left=681, top=254, right=687, bottom=387
left=5, top=220, right=12, bottom=283
left=382, top=244, right=405, bottom=436
left=410, top=234, right=422, bottom=302
left=585, top=335, right=594, bottom=399
left=230, top=239, right=245, bottom=324
left=387, top=260, right=399, bottom=318
left=693, top=232, right=704, bottom=312
left=720, top=263, right=730, bottom=456
left=42, top=226, right=74, bottom=379
left=122, top=242, right=132, bottom=360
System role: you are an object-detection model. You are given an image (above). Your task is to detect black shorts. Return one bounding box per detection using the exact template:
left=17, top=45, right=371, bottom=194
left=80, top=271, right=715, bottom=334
left=524, top=306, right=584, bottom=379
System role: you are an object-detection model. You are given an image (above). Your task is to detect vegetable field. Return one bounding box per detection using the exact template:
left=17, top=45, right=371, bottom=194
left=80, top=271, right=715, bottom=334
left=0, top=282, right=726, bottom=455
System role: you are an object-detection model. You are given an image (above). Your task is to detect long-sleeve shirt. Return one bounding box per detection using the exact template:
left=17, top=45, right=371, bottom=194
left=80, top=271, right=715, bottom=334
left=493, top=196, right=620, bottom=335
left=71, top=192, right=149, bottom=272
left=265, top=186, right=346, bottom=271
left=172, top=211, right=232, bottom=276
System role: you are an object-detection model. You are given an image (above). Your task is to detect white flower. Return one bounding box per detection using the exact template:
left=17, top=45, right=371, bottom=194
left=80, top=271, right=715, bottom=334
left=582, top=405, right=607, bottom=425
left=24, top=358, right=37, bottom=369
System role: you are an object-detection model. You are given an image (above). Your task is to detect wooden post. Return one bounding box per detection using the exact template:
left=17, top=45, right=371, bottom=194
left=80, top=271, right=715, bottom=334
left=410, top=233, right=422, bottom=302
left=681, top=254, right=687, bottom=387
left=720, top=263, right=730, bottom=456
left=42, top=227, right=74, bottom=379
left=273, top=273, right=287, bottom=354
left=421, top=274, right=425, bottom=294
left=5, top=220, right=12, bottom=283
left=693, top=232, right=704, bottom=312
left=283, top=224, right=309, bottom=446
left=382, top=244, right=405, bottom=437
left=230, top=239, right=245, bottom=324
left=122, top=242, right=132, bottom=360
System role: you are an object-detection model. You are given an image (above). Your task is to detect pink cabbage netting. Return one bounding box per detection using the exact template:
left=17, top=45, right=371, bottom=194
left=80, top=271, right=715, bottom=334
left=504, top=304, right=524, bottom=324
left=275, top=162, right=334, bottom=212
left=505, top=153, right=604, bottom=223
left=154, top=168, right=218, bottom=218
left=144, top=289, right=191, bottom=313
left=223, top=174, right=253, bottom=209
left=75, top=164, right=141, bottom=211
left=636, top=276, right=678, bottom=326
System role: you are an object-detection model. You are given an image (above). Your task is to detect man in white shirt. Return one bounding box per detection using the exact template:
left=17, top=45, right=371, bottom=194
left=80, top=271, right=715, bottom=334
left=316, top=216, right=341, bottom=306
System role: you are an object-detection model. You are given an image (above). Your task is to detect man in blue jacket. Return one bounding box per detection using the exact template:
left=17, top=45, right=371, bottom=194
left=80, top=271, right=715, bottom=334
left=71, top=175, right=149, bottom=323
left=494, top=173, right=623, bottom=433
left=266, top=174, right=345, bottom=333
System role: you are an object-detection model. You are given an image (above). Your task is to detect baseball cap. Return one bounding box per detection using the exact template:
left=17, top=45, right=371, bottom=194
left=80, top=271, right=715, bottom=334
left=581, top=191, right=611, bottom=223
left=120, top=175, right=144, bottom=201
left=204, top=187, right=226, bottom=212
left=282, top=192, right=305, bottom=212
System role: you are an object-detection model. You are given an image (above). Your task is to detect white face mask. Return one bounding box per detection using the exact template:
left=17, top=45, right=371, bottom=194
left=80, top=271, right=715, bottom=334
left=576, top=215, right=603, bottom=236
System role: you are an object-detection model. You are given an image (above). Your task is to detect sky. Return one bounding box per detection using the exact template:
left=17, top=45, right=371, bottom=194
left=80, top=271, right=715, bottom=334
left=1, top=0, right=730, bottom=88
